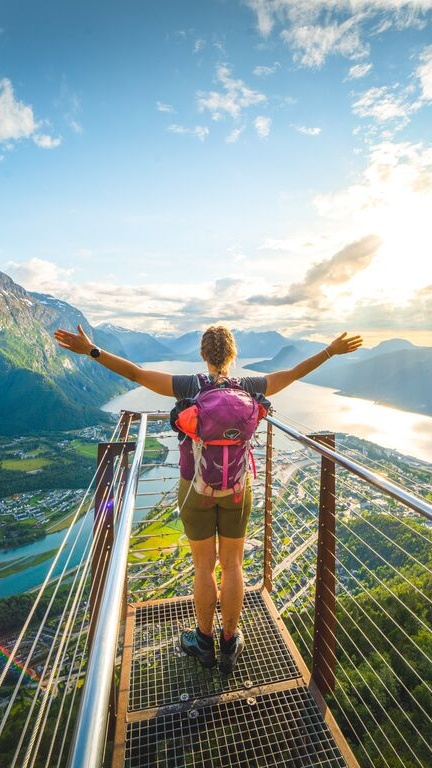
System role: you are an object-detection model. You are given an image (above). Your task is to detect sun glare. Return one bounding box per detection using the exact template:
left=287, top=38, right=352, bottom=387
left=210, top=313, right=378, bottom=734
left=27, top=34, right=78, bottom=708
left=342, top=187, right=432, bottom=306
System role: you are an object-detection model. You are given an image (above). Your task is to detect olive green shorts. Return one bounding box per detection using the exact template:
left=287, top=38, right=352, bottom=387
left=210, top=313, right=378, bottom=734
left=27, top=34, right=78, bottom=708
left=178, top=477, right=252, bottom=541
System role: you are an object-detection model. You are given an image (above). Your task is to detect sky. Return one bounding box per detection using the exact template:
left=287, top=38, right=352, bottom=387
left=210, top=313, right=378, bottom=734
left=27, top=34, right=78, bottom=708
left=1, top=0, right=432, bottom=345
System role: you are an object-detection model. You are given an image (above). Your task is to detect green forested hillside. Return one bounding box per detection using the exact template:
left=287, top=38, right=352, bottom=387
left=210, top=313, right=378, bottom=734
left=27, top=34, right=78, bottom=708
left=285, top=513, right=432, bottom=767
left=0, top=272, right=128, bottom=435
left=333, top=564, right=432, bottom=767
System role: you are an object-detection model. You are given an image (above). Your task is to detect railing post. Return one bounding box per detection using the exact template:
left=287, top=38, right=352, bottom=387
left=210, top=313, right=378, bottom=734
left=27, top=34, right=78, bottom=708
left=263, top=419, right=273, bottom=592
left=311, top=433, right=336, bottom=695
left=118, top=412, right=141, bottom=623
left=88, top=422, right=138, bottom=742
left=89, top=438, right=135, bottom=647
left=68, top=416, right=148, bottom=768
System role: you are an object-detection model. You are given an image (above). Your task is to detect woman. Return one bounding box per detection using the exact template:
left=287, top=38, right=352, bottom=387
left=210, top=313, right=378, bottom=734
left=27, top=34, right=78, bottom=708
left=54, top=323, right=362, bottom=674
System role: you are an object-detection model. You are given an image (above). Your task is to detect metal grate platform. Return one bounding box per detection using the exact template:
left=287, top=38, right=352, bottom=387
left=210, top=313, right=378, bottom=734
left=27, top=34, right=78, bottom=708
left=128, top=590, right=301, bottom=710
left=113, top=589, right=358, bottom=768
left=124, top=688, right=347, bottom=768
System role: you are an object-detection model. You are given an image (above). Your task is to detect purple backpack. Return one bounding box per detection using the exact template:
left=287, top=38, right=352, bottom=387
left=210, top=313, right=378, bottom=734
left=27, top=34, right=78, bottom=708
left=171, top=375, right=270, bottom=499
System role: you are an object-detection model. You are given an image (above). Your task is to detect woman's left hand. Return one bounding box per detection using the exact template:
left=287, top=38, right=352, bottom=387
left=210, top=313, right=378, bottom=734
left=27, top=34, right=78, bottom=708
left=327, top=332, right=363, bottom=356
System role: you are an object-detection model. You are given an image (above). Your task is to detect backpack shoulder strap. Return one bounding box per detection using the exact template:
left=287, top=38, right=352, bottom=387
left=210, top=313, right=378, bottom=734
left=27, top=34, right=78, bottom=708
left=196, top=372, right=210, bottom=391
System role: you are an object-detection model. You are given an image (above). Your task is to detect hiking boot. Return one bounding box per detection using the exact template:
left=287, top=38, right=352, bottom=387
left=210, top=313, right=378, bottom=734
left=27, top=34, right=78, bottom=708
left=219, top=629, right=245, bottom=675
left=180, top=628, right=216, bottom=668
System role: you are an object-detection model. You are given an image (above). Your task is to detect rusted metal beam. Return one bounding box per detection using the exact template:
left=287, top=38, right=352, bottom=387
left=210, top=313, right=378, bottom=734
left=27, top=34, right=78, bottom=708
left=311, top=433, right=336, bottom=696
left=263, top=419, right=273, bottom=592
left=89, top=440, right=135, bottom=647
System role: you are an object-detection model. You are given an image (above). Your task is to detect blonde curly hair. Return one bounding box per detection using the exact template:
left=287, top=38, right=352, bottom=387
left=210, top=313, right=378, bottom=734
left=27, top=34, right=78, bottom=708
left=200, top=325, right=237, bottom=373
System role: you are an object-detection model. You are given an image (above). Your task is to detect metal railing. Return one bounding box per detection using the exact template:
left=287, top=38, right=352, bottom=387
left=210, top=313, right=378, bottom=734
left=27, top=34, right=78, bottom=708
left=265, top=415, right=432, bottom=768
left=67, top=413, right=148, bottom=768
left=267, top=414, right=432, bottom=520
left=1, top=408, right=431, bottom=768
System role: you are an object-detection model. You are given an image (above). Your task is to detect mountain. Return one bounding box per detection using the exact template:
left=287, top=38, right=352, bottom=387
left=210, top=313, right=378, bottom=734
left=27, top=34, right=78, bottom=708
left=248, top=342, right=432, bottom=416
left=244, top=344, right=302, bottom=372
left=306, top=347, right=432, bottom=415
left=97, top=323, right=175, bottom=361
left=234, top=330, right=292, bottom=358
left=163, top=329, right=292, bottom=361
left=166, top=332, right=202, bottom=359
left=2, top=268, right=431, bottom=432
left=0, top=274, right=129, bottom=435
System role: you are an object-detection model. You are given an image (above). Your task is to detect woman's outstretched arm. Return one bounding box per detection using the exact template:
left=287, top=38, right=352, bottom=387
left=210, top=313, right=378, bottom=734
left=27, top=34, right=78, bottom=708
left=265, top=332, right=363, bottom=396
left=54, top=324, right=174, bottom=397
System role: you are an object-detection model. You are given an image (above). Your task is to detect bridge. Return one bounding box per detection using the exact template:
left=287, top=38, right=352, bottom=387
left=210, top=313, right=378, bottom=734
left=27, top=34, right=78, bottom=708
left=0, top=409, right=431, bottom=767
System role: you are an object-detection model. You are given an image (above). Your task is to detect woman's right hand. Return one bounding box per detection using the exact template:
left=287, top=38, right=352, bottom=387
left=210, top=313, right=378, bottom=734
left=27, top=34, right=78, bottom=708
left=54, top=324, right=94, bottom=355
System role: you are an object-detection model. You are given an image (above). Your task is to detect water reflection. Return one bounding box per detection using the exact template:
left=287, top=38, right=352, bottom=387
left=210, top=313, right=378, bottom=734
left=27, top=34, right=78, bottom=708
left=103, top=360, right=432, bottom=463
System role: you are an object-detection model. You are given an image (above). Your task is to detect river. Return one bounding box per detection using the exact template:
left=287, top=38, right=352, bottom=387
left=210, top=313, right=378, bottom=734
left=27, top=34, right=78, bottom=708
left=0, top=440, right=179, bottom=599
left=1, top=359, right=431, bottom=598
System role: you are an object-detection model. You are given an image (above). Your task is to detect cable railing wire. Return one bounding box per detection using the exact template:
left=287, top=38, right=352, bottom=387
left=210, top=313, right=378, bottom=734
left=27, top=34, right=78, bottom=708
left=333, top=535, right=432, bottom=677
left=66, top=413, right=148, bottom=768
left=290, top=546, right=432, bottom=750
left=280, top=560, right=430, bottom=768
left=327, top=576, right=432, bottom=739
left=2, top=410, right=431, bottom=767
left=283, top=591, right=400, bottom=768
left=0, top=418, right=123, bottom=690
left=335, top=509, right=432, bottom=604
left=268, top=417, right=431, bottom=768
left=276, top=520, right=431, bottom=751
left=6, top=439, right=130, bottom=766
left=271, top=405, right=430, bottom=499
left=268, top=412, right=432, bottom=521
left=0, top=414, right=134, bottom=767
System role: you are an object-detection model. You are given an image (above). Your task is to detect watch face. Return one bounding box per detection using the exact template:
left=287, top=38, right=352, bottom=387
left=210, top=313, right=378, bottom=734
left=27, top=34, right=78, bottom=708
left=90, top=347, right=101, bottom=358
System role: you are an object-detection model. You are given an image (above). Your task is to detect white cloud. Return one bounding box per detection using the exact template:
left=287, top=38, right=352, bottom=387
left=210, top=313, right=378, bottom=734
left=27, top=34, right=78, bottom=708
left=64, top=92, right=83, bottom=134
left=245, top=1, right=432, bottom=68
left=0, top=78, right=61, bottom=149
left=254, top=115, right=271, bottom=138
left=75, top=248, right=94, bottom=260
left=248, top=234, right=381, bottom=306
left=347, top=62, right=373, bottom=80
left=293, top=124, right=321, bottom=135
left=195, top=125, right=210, bottom=141
left=67, top=119, right=83, bottom=134
left=193, top=38, right=206, bottom=54
left=168, top=123, right=209, bottom=141
left=283, top=16, right=368, bottom=69
left=33, top=133, right=62, bottom=149
left=352, top=84, right=414, bottom=127
left=156, top=100, right=175, bottom=113
left=253, top=62, right=281, bottom=77
left=225, top=126, right=245, bottom=143
left=0, top=78, right=37, bottom=141
left=6, top=258, right=74, bottom=292
left=310, top=139, right=432, bottom=309
left=246, top=0, right=275, bottom=36
left=197, top=64, right=266, bottom=120
left=227, top=245, right=247, bottom=263
left=416, top=45, right=432, bottom=102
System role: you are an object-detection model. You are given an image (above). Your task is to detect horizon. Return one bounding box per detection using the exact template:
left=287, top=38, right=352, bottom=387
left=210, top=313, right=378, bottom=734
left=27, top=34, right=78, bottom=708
left=96, top=316, right=431, bottom=350
left=1, top=265, right=431, bottom=349
left=0, top=1, right=431, bottom=344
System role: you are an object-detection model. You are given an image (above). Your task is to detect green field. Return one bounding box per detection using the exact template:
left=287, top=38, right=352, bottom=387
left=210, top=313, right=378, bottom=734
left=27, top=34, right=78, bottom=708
left=69, top=440, right=99, bottom=459
left=1, top=457, right=51, bottom=472
left=0, top=548, right=58, bottom=578
left=129, top=516, right=187, bottom=562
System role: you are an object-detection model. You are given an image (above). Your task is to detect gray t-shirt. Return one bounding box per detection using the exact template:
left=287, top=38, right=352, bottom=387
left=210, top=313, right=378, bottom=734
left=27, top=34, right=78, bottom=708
left=172, top=373, right=267, bottom=401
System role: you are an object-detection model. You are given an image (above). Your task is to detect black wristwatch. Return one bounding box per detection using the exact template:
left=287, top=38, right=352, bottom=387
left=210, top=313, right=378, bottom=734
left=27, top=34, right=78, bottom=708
left=89, top=347, right=101, bottom=359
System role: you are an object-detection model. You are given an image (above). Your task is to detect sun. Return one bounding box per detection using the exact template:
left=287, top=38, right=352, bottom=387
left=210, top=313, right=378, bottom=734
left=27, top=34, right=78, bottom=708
left=340, top=184, right=432, bottom=307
